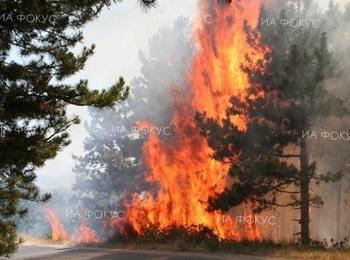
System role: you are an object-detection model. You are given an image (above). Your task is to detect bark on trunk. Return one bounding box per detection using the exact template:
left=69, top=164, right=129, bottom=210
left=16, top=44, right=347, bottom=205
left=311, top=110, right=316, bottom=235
left=336, top=179, right=342, bottom=241
left=300, top=131, right=310, bottom=246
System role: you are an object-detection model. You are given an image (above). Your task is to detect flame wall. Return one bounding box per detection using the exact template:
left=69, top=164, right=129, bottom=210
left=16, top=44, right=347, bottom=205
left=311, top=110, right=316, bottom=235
left=120, top=0, right=265, bottom=240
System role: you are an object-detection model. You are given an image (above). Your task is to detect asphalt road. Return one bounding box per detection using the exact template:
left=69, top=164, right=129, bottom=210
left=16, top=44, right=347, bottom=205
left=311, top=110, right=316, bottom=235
left=9, top=245, right=274, bottom=260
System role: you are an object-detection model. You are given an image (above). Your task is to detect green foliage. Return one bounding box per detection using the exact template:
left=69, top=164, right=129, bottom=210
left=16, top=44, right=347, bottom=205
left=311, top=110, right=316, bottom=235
left=0, top=0, right=155, bottom=256
left=197, top=0, right=349, bottom=245
left=197, top=32, right=337, bottom=210
left=0, top=220, right=19, bottom=257
left=73, top=105, right=147, bottom=209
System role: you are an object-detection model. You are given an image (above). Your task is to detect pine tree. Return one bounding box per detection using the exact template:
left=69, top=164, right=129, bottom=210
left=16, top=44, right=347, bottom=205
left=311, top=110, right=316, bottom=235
left=0, top=0, right=155, bottom=256
left=73, top=105, right=147, bottom=209
left=197, top=1, right=349, bottom=245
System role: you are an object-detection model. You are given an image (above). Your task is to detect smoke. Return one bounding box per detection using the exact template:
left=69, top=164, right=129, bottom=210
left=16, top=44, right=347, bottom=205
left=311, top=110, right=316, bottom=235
left=16, top=0, right=350, bottom=244
left=15, top=17, right=194, bottom=242
left=261, top=0, right=350, bottom=242
left=309, top=2, right=350, bottom=242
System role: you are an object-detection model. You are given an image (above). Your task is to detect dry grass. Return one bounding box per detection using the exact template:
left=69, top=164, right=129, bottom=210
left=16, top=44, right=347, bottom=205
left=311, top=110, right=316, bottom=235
left=104, top=225, right=350, bottom=260
left=104, top=240, right=350, bottom=259
left=268, top=248, right=350, bottom=260
left=19, top=234, right=74, bottom=247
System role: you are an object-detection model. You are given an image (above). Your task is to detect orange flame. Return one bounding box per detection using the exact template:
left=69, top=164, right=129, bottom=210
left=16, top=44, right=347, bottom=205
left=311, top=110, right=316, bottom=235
left=75, top=220, right=100, bottom=244
left=45, top=208, right=100, bottom=244
left=191, top=1, right=262, bottom=125
left=44, top=208, right=70, bottom=241
left=242, top=202, right=261, bottom=240
left=115, top=0, right=266, bottom=240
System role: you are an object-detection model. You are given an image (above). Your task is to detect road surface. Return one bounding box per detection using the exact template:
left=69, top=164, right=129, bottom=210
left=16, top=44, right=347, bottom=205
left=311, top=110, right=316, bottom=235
left=9, top=245, right=276, bottom=260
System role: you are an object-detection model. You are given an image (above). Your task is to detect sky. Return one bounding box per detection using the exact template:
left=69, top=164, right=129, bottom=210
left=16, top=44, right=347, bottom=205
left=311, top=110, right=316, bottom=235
left=36, top=0, right=348, bottom=191
left=36, top=0, right=198, bottom=190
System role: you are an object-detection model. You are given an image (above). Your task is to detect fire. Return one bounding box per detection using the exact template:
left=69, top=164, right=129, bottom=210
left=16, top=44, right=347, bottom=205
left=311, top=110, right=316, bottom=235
left=75, top=221, right=100, bottom=244
left=242, top=202, right=261, bottom=240
left=191, top=0, right=263, bottom=125
left=45, top=208, right=100, bottom=244
left=114, top=0, right=266, bottom=240
left=44, top=208, right=70, bottom=241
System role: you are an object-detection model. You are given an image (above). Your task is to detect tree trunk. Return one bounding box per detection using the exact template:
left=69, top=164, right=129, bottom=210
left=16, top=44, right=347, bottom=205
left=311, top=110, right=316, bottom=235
left=300, top=131, right=310, bottom=246
left=336, top=179, right=342, bottom=241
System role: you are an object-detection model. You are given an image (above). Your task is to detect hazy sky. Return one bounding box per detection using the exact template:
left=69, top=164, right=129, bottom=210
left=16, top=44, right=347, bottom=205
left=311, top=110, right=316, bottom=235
left=36, top=0, right=197, bottom=190
left=36, top=0, right=347, bottom=191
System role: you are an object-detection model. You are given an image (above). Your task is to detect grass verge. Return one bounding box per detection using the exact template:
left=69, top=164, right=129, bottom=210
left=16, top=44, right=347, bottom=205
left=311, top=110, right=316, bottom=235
left=103, top=224, right=350, bottom=260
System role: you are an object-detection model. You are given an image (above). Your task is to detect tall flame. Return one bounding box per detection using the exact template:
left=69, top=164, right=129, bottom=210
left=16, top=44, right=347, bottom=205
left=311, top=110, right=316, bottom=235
left=116, top=0, right=265, bottom=240
left=191, top=0, right=264, bottom=127
left=44, top=208, right=70, bottom=242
